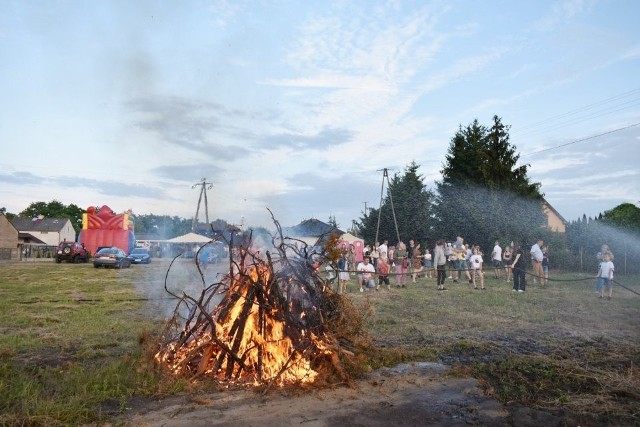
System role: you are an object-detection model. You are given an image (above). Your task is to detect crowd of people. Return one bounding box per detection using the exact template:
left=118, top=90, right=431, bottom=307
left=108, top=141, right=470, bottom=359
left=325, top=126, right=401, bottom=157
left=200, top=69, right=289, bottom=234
left=334, top=237, right=559, bottom=294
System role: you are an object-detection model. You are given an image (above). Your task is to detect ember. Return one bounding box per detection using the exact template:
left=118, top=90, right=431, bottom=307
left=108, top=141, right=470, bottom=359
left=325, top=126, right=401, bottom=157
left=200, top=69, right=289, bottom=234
left=155, top=217, right=357, bottom=388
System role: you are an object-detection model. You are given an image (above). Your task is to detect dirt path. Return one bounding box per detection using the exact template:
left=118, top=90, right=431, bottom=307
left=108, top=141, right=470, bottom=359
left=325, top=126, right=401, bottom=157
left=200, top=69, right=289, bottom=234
left=115, top=362, right=567, bottom=427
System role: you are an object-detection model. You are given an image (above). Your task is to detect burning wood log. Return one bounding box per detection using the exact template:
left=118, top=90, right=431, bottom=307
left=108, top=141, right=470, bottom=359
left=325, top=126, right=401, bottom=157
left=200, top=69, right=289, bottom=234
left=155, top=215, right=358, bottom=388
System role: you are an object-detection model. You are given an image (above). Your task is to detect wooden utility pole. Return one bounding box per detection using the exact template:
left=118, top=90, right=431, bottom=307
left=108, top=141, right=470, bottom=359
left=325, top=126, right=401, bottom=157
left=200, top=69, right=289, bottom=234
left=375, top=168, right=400, bottom=245
left=192, top=178, right=213, bottom=231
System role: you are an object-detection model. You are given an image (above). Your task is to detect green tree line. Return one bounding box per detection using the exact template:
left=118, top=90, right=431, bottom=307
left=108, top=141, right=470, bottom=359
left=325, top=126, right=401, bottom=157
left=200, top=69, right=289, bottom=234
left=357, top=116, right=640, bottom=273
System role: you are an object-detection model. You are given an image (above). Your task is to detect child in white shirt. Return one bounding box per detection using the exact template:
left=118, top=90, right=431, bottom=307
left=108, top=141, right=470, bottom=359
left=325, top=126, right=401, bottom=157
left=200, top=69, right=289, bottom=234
left=595, top=252, right=615, bottom=300
left=470, top=246, right=485, bottom=290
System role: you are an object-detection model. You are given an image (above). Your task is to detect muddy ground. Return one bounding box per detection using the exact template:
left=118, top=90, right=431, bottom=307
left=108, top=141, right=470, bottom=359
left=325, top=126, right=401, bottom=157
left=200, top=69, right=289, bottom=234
left=114, top=362, right=583, bottom=427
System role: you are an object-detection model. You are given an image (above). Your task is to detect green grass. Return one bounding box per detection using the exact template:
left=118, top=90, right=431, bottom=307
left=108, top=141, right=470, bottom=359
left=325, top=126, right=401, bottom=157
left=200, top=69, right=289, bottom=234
left=1, top=262, right=638, bottom=425
left=0, top=262, right=170, bottom=426
left=344, top=270, right=640, bottom=423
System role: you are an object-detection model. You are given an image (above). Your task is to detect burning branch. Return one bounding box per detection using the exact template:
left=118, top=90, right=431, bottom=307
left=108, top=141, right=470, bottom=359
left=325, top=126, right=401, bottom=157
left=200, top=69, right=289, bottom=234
left=155, top=213, right=359, bottom=388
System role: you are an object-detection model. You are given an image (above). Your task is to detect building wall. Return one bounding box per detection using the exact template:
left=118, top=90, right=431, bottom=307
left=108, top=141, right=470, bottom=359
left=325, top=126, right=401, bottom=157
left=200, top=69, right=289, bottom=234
left=0, top=216, right=19, bottom=260
left=19, top=220, right=76, bottom=246
left=60, top=220, right=76, bottom=243
left=544, top=205, right=567, bottom=233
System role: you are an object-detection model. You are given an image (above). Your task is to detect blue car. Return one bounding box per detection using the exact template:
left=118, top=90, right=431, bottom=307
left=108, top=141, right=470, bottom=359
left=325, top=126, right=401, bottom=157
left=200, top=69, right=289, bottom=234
left=127, top=247, right=151, bottom=264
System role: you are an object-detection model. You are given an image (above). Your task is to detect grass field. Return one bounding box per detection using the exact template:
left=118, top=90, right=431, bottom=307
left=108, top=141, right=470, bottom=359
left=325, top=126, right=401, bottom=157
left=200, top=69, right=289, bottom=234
left=0, top=260, right=638, bottom=426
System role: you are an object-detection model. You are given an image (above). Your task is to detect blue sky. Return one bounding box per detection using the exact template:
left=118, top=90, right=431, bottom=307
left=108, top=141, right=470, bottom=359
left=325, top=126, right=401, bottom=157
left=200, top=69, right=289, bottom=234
left=1, top=0, right=639, bottom=231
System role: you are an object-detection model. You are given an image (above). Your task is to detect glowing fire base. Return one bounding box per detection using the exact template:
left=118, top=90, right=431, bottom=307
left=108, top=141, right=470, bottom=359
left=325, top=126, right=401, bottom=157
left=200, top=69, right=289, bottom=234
left=155, top=230, right=352, bottom=388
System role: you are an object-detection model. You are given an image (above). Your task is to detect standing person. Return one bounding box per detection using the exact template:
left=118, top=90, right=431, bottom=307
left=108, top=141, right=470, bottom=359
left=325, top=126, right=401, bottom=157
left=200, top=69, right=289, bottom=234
left=378, top=240, right=389, bottom=259
left=434, top=240, right=448, bottom=291
left=407, top=239, right=415, bottom=279
left=370, top=244, right=379, bottom=268
left=423, top=248, right=433, bottom=279
left=502, top=246, right=513, bottom=282
left=511, top=243, right=527, bottom=292
left=530, top=239, right=544, bottom=284
left=452, top=236, right=471, bottom=283
left=595, top=252, right=615, bottom=299
left=394, top=242, right=408, bottom=288
left=357, top=256, right=376, bottom=292
left=337, top=251, right=350, bottom=294
left=597, top=244, right=614, bottom=262
left=469, top=246, right=485, bottom=290
left=491, top=240, right=502, bottom=279
left=541, top=246, right=550, bottom=287
left=411, top=243, right=424, bottom=283
left=348, top=245, right=356, bottom=277
left=377, top=256, right=391, bottom=290
left=445, top=242, right=454, bottom=279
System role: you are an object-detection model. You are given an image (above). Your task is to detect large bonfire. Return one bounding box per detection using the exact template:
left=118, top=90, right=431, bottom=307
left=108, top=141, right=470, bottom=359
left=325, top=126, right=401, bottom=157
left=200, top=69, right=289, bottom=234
left=155, top=219, right=362, bottom=389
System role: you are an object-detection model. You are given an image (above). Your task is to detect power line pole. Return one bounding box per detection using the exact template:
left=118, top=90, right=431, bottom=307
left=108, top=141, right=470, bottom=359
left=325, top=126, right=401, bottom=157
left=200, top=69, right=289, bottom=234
left=375, top=168, right=400, bottom=245
left=192, top=178, right=213, bottom=231
left=363, top=201, right=369, bottom=212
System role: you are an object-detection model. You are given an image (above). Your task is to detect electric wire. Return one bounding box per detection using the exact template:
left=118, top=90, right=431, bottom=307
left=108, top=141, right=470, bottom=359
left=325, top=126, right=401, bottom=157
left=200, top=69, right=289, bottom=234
left=513, top=87, right=640, bottom=136
left=521, top=122, right=640, bottom=156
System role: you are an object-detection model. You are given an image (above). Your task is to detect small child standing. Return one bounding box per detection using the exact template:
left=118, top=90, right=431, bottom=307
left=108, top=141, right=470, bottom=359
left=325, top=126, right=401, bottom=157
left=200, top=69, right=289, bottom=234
left=377, top=257, right=391, bottom=290
left=337, top=251, right=350, bottom=294
left=595, top=252, right=615, bottom=300
left=541, top=247, right=550, bottom=287
left=469, top=246, right=485, bottom=290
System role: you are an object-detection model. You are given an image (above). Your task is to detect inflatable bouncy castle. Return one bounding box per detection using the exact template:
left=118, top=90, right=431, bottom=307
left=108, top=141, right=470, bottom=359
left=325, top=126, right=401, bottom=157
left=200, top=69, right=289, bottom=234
left=78, top=205, right=135, bottom=255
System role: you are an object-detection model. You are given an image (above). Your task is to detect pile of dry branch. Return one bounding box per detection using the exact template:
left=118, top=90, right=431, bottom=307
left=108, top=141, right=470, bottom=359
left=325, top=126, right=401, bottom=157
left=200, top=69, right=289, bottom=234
left=155, top=220, right=361, bottom=388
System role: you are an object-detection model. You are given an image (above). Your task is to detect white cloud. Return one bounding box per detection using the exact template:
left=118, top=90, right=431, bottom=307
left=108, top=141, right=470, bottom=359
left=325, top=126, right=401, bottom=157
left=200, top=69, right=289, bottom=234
left=532, top=0, right=595, bottom=33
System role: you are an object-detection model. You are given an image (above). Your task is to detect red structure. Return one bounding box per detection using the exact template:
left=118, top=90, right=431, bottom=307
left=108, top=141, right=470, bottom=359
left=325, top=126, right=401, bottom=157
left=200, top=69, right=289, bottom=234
left=79, top=205, right=135, bottom=255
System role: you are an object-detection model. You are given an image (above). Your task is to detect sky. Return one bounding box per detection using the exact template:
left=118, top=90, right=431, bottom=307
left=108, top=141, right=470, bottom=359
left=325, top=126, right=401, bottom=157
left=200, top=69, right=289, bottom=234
left=1, top=0, right=639, bottom=232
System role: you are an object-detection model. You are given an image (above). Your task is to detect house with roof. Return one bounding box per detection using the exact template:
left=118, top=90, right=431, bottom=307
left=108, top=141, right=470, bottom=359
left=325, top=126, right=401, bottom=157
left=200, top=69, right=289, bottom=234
left=284, top=218, right=344, bottom=246
left=0, top=214, right=19, bottom=261
left=542, top=199, right=568, bottom=233
left=11, top=216, right=76, bottom=246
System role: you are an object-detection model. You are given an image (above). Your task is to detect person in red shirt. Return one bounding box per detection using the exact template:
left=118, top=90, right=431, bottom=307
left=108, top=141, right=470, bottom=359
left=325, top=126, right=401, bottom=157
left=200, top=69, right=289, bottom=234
left=377, top=257, right=391, bottom=290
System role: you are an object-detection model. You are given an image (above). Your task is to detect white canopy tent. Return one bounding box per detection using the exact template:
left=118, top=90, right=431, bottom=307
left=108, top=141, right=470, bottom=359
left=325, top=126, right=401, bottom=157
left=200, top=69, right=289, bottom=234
left=166, top=232, right=212, bottom=244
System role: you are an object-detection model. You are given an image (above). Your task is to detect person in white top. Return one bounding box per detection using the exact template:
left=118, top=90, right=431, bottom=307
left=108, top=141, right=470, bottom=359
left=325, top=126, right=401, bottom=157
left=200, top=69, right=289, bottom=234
left=357, top=256, right=376, bottom=292
left=595, top=252, right=615, bottom=299
left=530, top=239, right=544, bottom=284
left=469, top=246, right=485, bottom=290
left=378, top=240, right=388, bottom=260
left=491, top=241, right=502, bottom=279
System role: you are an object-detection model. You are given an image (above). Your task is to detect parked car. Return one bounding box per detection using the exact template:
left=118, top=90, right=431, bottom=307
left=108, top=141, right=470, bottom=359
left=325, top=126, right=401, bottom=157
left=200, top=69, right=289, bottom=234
left=202, top=241, right=228, bottom=263
left=55, top=241, right=90, bottom=263
left=127, top=247, right=151, bottom=264
left=93, top=247, right=132, bottom=269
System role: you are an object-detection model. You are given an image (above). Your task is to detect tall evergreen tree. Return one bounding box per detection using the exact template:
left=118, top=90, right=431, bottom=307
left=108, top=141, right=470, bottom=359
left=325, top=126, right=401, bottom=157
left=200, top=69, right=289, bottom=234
left=433, top=116, right=545, bottom=249
left=359, top=162, right=434, bottom=245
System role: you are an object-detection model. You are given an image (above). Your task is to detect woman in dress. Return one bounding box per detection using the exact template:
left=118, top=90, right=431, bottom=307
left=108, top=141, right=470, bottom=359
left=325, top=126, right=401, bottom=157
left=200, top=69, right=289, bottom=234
left=394, top=241, right=408, bottom=288
left=411, top=243, right=424, bottom=283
